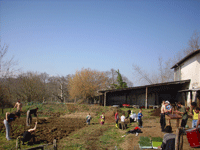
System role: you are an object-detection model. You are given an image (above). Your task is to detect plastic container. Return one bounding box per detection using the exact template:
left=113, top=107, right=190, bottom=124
left=186, top=128, right=200, bottom=148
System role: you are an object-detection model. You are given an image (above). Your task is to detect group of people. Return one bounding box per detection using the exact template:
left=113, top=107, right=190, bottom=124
left=159, top=100, right=200, bottom=150
left=3, top=100, right=39, bottom=145
left=160, top=100, right=200, bottom=132
left=114, top=109, right=143, bottom=130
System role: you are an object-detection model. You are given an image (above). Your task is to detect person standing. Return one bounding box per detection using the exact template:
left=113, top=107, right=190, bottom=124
left=86, top=113, right=91, bottom=125
left=175, top=102, right=188, bottom=129
left=165, top=101, right=172, bottom=126
left=115, top=110, right=119, bottom=128
left=189, top=102, right=199, bottom=128
left=160, top=101, right=166, bottom=132
left=13, top=99, right=22, bottom=117
left=138, top=109, right=143, bottom=128
left=26, top=107, right=38, bottom=126
left=121, top=113, right=126, bottom=130
left=3, top=112, right=20, bottom=141
left=100, top=112, right=105, bottom=125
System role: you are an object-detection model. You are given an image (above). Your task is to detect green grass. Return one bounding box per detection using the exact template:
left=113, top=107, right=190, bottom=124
left=138, top=136, right=152, bottom=146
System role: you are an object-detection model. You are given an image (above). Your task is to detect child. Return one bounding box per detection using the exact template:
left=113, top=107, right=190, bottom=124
left=86, top=113, right=91, bottom=125
left=115, top=110, right=119, bottom=128
left=138, top=109, right=143, bottom=128
left=165, top=101, right=172, bottom=126
left=100, top=113, right=105, bottom=125
left=190, top=102, right=199, bottom=128
left=121, top=113, right=126, bottom=130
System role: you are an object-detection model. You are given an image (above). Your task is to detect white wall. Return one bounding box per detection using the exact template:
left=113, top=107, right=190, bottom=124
left=180, top=53, right=200, bottom=89
left=174, top=53, right=200, bottom=105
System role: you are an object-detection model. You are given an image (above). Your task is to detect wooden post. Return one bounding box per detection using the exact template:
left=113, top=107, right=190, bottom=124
left=53, top=139, right=57, bottom=150
left=175, top=127, right=183, bottom=150
left=145, top=87, right=148, bottom=109
left=16, top=136, right=21, bottom=150
left=175, top=128, right=180, bottom=150
left=184, top=92, right=187, bottom=107
left=104, top=92, right=106, bottom=107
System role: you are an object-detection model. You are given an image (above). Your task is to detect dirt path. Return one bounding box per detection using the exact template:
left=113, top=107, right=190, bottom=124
left=60, top=112, right=96, bottom=119
left=120, top=118, right=198, bottom=150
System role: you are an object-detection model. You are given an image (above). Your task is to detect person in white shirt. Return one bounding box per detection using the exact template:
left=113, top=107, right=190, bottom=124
left=121, top=113, right=126, bottom=130
left=86, top=113, right=91, bottom=125
left=160, top=101, right=167, bottom=132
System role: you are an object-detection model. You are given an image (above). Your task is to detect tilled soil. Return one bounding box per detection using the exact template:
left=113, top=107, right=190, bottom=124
left=0, top=117, right=86, bottom=144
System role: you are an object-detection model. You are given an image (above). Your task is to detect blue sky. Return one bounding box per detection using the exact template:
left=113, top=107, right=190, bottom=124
left=1, top=0, right=200, bottom=84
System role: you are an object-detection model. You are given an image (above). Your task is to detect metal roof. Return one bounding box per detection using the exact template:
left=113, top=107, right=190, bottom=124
left=178, top=88, right=200, bottom=92
left=98, top=79, right=190, bottom=93
left=171, top=49, right=200, bottom=69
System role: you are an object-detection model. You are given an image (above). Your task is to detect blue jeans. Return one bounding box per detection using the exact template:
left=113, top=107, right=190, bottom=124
left=86, top=119, right=90, bottom=125
left=3, top=119, right=11, bottom=140
left=192, top=120, right=198, bottom=128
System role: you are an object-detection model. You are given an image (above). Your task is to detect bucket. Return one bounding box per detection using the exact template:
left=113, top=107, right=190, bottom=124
left=186, top=128, right=200, bottom=148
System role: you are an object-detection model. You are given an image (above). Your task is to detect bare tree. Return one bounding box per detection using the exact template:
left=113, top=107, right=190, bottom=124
left=0, top=42, right=19, bottom=112
left=133, top=64, right=153, bottom=85
left=0, top=42, right=18, bottom=78
left=184, top=30, right=200, bottom=55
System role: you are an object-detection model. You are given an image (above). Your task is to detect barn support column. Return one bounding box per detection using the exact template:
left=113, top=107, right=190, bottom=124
left=145, top=87, right=148, bottom=109
left=104, top=92, right=107, bottom=107
left=184, top=92, right=187, bottom=107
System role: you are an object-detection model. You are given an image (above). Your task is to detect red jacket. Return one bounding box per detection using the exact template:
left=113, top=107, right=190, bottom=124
left=115, top=113, right=119, bottom=120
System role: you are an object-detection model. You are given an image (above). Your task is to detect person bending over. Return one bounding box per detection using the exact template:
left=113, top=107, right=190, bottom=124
left=26, top=107, right=38, bottom=126
left=22, top=122, right=37, bottom=145
left=3, top=112, right=20, bottom=141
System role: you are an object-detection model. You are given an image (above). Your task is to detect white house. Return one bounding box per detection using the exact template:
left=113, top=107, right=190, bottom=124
left=171, top=49, right=200, bottom=106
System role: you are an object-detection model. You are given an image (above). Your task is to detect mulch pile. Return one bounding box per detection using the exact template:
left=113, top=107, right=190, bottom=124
left=150, top=107, right=161, bottom=117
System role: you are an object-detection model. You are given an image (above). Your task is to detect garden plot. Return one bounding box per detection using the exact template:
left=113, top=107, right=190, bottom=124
left=0, top=117, right=86, bottom=144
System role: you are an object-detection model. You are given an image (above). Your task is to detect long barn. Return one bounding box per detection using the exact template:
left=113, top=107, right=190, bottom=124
left=99, top=80, right=190, bottom=108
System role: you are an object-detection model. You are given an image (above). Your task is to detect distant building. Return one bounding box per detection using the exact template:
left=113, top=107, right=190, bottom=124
left=99, top=49, right=200, bottom=108
left=171, top=49, right=200, bottom=106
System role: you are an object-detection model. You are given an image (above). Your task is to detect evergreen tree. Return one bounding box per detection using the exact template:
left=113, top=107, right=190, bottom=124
left=112, top=69, right=128, bottom=89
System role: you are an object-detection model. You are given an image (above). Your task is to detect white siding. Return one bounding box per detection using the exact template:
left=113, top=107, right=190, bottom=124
left=174, top=53, right=200, bottom=105
left=180, top=53, right=200, bottom=89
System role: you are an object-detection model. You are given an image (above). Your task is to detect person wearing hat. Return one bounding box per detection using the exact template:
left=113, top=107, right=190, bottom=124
left=158, top=125, right=176, bottom=150
left=165, top=101, right=172, bottom=126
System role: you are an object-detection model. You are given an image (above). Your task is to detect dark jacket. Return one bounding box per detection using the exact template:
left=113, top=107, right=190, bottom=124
left=161, top=133, right=176, bottom=150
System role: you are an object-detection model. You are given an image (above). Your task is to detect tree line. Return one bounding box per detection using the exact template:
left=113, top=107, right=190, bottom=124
left=0, top=42, right=133, bottom=109
left=1, top=30, right=199, bottom=109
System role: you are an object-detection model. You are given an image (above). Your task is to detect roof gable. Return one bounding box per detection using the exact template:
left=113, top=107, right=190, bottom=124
left=171, top=49, right=200, bottom=69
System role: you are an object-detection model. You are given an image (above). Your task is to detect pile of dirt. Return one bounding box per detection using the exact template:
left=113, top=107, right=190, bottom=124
left=150, top=107, right=161, bottom=116
left=0, top=117, right=86, bottom=144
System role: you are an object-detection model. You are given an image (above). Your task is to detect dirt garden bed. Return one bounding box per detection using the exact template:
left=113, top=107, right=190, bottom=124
left=0, top=117, right=86, bottom=144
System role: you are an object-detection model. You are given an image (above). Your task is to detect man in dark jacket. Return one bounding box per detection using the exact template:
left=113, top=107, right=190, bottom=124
left=22, top=122, right=37, bottom=145
left=26, top=107, right=38, bottom=126
left=159, top=126, right=176, bottom=150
